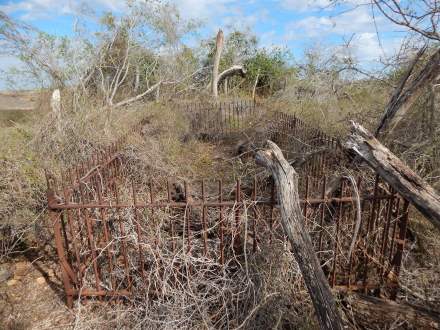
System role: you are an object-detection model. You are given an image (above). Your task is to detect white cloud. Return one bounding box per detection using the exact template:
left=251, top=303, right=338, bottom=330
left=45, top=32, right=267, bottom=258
left=350, top=32, right=400, bottom=62
left=221, top=7, right=269, bottom=32
left=286, top=5, right=390, bottom=39
left=173, top=0, right=234, bottom=19
left=280, top=0, right=333, bottom=11
left=0, top=0, right=404, bottom=67
left=0, top=0, right=244, bottom=32
left=0, top=0, right=126, bottom=20
left=284, top=4, right=401, bottom=62
left=279, top=0, right=368, bottom=11
left=1, top=0, right=70, bottom=20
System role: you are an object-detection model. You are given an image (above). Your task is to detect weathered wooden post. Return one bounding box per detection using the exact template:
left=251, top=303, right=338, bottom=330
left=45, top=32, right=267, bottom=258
left=256, top=140, right=344, bottom=330
left=50, top=89, right=62, bottom=133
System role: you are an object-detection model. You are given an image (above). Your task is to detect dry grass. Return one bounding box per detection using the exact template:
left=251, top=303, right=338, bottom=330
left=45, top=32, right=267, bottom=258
left=399, top=209, right=440, bottom=309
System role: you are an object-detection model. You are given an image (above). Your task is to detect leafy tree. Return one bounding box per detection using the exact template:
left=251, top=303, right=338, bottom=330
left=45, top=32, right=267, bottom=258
left=245, top=47, right=292, bottom=95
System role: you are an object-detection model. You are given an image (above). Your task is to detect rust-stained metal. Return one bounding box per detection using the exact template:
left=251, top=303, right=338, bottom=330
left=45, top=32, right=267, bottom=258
left=46, top=104, right=413, bottom=307
left=201, top=180, right=208, bottom=256
left=184, top=181, right=191, bottom=254
left=132, top=182, right=145, bottom=281
left=219, top=179, right=224, bottom=265
left=180, top=99, right=258, bottom=140
left=318, top=176, right=326, bottom=252
left=252, top=176, right=257, bottom=253
left=234, top=179, right=241, bottom=249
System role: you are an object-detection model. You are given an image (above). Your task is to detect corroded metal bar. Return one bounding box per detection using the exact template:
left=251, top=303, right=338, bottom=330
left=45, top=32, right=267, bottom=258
left=50, top=209, right=74, bottom=308
left=269, top=177, right=275, bottom=243
left=48, top=194, right=400, bottom=210
left=167, top=180, right=176, bottom=253
left=219, top=180, right=224, bottom=265
left=78, top=181, right=101, bottom=295
left=362, top=175, right=380, bottom=292
left=318, top=176, right=326, bottom=251
left=114, top=182, right=131, bottom=290
left=184, top=181, right=191, bottom=254
left=132, top=183, right=145, bottom=280
left=252, top=176, right=258, bottom=253
left=61, top=173, right=82, bottom=288
left=331, top=179, right=344, bottom=287
left=201, top=180, right=208, bottom=256
left=97, top=181, right=116, bottom=290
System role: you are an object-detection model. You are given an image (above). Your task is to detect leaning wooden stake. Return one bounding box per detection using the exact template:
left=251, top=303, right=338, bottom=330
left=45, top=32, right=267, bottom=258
left=256, top=141, right=344, bottom=330
left=346, top=121, right=440, bottom=230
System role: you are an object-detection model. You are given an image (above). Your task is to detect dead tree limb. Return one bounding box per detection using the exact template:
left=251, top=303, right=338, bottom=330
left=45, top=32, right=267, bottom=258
left=343, top=293, right=440, bottom=329
left=256, top=141, right=344, bottom=330
left=252, top=70, right=260, bottom=100
left=113, top=81, right=161, bottom=108
left=346, top=121, right=440, bottom=230
left=212, top=29, right=224, bottom=98
left=217, top=65, right=246, bottom=86
left=375, top=46, right=440, bottom=137
left=289, top=147, right=329, bottom=168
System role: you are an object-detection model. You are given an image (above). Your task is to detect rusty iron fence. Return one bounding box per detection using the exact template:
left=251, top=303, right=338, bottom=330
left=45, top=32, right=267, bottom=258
left=180, top=99, right=259, bottom=139
left=46, top=172, right=409, bottom=307
left=45, top=101, right=411, bottom=307
left=267, top=111, right=345, bottom=177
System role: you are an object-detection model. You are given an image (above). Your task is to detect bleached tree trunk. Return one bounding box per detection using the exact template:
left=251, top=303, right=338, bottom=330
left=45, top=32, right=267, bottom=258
left=218, top=65, right=246, bottom=85
left=51, top=89, right=62, bottom=133
left=212, top=29, right=224, bottom=98
left=252, top=71, right=260, bottom=100
left=256, top=141, right=344, bottom=330
left=112, top=81, right=161, bottom=108
left=134, top=65, right=140, bottom=92
left=346, top=121, right=440, bottom=230
left=375, top=47, right=440, bottom=137
left=155, top=82, right=160, bottom=101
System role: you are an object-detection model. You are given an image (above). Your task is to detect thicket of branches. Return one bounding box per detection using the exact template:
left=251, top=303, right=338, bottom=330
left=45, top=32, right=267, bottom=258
left=0, top=2, right=290, bottom=109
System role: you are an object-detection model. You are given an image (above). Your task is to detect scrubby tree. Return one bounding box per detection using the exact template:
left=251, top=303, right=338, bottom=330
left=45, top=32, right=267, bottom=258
left=202, top=29, right=290, bottom=97
left=245, top=47, right=291, bottom=97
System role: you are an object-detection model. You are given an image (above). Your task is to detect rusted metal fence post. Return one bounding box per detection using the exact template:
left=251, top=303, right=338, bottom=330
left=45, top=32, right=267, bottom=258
left=49, top=203, right=74, bottom=308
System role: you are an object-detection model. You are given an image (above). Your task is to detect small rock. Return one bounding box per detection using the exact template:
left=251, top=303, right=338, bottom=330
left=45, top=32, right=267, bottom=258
left=36, top=277, right=46, bottom=285
left=15, top=261, right=30, bottom=277
left=0, top=268, right=12, bottom=283
left=7, top=279, right=18, bottom=286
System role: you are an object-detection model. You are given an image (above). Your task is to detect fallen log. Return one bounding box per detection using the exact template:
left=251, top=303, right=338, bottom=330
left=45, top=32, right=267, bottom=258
left=256, top=141, right=344, bottom=330
left=346, top=121, right=440, bottom=230
left=342, top=293, right=440, bottom=329
left=375, top=46, right=440, bottom=137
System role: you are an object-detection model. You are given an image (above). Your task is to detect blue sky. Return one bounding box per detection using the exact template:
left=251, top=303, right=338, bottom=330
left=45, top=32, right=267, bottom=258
left=0, top=0, right=408, bottom=89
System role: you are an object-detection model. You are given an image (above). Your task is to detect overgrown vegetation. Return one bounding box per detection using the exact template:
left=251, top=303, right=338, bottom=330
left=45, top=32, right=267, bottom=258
left=1, top=0, right=440, bottom=329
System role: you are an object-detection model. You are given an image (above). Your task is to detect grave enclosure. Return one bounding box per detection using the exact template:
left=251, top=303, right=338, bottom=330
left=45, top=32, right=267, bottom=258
left=45, top=100, right=411, bottom=307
